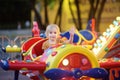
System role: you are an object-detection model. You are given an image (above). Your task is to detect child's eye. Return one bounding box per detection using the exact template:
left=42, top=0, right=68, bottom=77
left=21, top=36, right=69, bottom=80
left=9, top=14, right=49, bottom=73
left=50, top=32, right=52, bottom=34
left=54, top=32, right=56, bottom=34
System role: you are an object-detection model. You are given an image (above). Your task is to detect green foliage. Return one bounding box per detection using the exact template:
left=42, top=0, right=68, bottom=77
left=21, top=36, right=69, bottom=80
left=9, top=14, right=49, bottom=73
left=47, top=0, right=55, bottom=9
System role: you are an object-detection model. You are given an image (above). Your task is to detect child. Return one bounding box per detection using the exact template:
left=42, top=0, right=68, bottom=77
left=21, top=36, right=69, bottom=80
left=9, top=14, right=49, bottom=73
left=42, top=24, right=75, bottom=50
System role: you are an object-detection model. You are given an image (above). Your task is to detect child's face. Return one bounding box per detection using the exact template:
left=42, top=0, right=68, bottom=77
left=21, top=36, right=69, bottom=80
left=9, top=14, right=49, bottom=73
left=48, top=27, right=58, bottom=41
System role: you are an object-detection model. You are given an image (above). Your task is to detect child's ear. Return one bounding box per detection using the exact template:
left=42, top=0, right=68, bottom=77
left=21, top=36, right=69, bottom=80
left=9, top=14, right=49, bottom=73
left=46, top=35, right=49, bottom=38
left=45, top=32, right=48, bottom=38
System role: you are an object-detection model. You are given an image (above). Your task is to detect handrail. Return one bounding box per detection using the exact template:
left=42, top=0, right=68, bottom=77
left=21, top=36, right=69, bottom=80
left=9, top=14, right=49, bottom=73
left=0, top=36, right=10, bottom=46
left=0, top=35, right=31, bottom=47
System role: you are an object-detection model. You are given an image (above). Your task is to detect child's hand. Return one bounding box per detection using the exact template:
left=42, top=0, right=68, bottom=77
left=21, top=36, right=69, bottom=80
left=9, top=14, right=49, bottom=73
left=68, top=26, right=76, bottom=44
left=69, top=26, right=75, bottom=36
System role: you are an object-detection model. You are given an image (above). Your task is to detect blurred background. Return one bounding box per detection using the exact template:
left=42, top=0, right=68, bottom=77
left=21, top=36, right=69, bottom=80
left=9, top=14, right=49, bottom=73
left=0, top=0, right=120, bottom=80
left=0, top=0, right=120, bottom=32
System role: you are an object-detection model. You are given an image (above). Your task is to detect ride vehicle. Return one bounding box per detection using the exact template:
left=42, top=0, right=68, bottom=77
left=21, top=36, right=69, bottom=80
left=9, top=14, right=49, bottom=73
left=0, top=17, right=120, bottom=80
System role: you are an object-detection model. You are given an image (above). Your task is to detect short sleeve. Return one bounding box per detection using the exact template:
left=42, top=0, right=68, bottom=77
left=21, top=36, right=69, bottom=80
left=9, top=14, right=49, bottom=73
left=42, top=40, right=49, bottom=50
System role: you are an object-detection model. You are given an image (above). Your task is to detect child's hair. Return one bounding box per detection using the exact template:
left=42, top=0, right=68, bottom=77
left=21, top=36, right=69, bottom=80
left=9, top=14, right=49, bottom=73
left=45, top=24, right=60, bottom=37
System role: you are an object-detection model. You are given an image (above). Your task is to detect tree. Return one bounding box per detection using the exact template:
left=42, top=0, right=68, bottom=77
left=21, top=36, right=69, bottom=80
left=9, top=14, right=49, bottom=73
left=96, top=0, right=106, bottom=31
left=44, top=0, right=49, bottom=27
left=88, top=0, right=106, bottom=32
left=68, top=0, right=82, bottom=30
left=34, top=0, right=107, bottom=32
left=54, top=0, right=64, bottom=31
left=30, top=0, right=43, bottom=30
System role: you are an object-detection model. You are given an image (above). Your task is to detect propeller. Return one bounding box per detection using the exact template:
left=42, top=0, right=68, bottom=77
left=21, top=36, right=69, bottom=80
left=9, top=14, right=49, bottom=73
left=44, top=68, right=108, bottom=80
left=0, top=59, right=9, bottom=70
left=0, top=44, right=6, bottom=53
left=0, top=60, right=19, bottom=80
left=73, top=68, right=108, bottom=79
left=44, top=68, right=73, bottom=80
